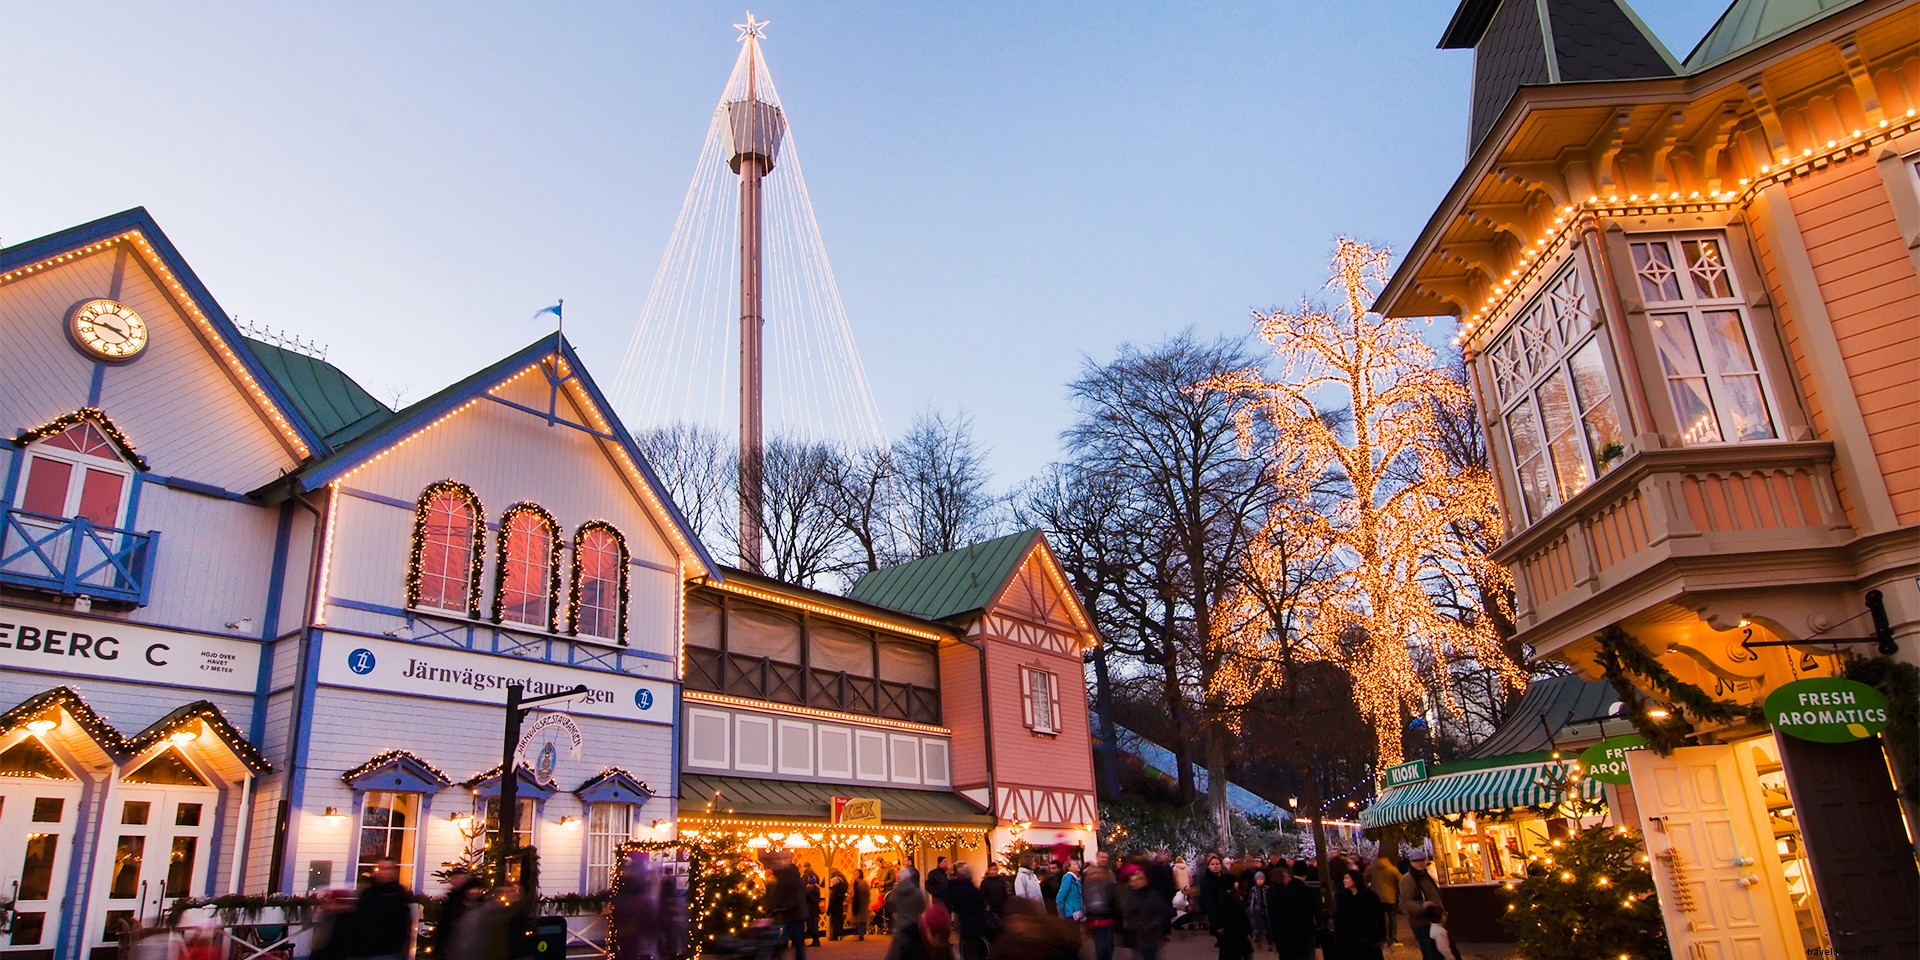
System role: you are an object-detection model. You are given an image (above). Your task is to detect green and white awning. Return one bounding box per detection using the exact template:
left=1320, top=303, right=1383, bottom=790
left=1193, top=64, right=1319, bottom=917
left=1360, top=761, right=1604, bottom=828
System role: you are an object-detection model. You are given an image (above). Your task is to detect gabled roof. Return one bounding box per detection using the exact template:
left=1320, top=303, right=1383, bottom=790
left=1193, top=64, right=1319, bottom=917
left=0, top=685, right=128, bottom=756
left=1684, top=0, right=1864, bottom=70
left=0, top=208, right=325, bottom=456
left=242, top=337, right=391, bottom=448
left=1466, top=673, right=1618, bottom=759
left=343, top=750, right=453, bottom=792
left=575, top=767, right=657, bottom=804
left=284, top=334, right=719, bottom=579
left=124, top=700, right=272, bottom=775
left=847, top=529, right=1046, bottom=622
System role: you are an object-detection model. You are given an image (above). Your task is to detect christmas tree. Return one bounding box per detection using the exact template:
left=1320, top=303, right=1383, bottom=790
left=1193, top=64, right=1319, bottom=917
left=1501, top=826, right=1667, bottom=960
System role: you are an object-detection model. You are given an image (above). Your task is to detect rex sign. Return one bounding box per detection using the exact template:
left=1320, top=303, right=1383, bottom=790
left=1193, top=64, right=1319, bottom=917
left=1764, top=677, right=1891, bottom=743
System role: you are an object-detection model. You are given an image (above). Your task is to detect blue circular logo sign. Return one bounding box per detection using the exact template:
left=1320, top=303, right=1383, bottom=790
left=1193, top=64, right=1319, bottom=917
left=347, top=648, right=377, bottom=675
left=635, top=689, right=654, bottom=711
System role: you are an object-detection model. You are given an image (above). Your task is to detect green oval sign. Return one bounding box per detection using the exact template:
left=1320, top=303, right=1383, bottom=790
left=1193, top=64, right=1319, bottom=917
left=1575, top=734, right=1646, bottom=785
left=1765, top=677, right=1891, bottom=743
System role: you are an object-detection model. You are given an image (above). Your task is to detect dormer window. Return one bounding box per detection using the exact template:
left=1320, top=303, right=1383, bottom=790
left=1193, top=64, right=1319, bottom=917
left=18, top=421, right=134, bottom=530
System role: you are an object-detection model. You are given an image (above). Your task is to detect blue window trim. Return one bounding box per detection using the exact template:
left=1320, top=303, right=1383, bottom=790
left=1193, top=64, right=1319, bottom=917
left=468, top=766, right=556, bottom=801
left=344, top=754, right=453, bottom=795
left=575, top=770, right=655, bottom=805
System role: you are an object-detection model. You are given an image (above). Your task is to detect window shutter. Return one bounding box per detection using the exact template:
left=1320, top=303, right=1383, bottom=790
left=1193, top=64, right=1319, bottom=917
left=1047, top=672, right=1061, bottom=733
left=1021, top=670, right=1036, bottom=729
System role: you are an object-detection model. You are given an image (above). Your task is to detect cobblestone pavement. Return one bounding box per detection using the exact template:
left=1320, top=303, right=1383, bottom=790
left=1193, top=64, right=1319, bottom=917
left=766, top=928, right=1522, bottom=960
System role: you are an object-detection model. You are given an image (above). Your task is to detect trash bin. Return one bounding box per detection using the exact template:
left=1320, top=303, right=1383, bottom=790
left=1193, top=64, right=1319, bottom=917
left=531, top=915, right=568, bottom=957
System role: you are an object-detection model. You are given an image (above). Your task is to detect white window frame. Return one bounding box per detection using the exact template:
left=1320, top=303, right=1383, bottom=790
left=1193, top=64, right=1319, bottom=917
left=16, top=426, right=135, bottom=529
left=1022, top=667, right=1060, bottom=735
left=1627, top=231, right=1784, bottom=447
left=355, top=790, right=423, bottom=889
left=498, top=511, right=556, bottom=629
left=412, top=489, right=479, bottom=617
left=585, top=802, right=634, bottom=893
left=1486, top=260, right=1627, bottom=526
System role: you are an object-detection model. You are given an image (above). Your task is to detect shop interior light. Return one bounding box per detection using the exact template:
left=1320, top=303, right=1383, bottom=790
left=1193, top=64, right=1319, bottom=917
left=25, top=717, right=58, bottom=734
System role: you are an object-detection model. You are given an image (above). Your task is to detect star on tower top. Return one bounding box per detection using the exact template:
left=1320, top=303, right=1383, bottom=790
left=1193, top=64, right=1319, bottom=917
left=734, top=12, right=769, bottom=42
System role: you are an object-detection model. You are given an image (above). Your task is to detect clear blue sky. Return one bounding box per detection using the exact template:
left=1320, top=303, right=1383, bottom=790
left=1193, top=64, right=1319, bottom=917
left=4, top=2, right=1723, bottom=488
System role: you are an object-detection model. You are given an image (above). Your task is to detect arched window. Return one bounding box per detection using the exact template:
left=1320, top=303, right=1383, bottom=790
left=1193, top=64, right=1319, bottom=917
left=494, top=504, right=560, bottom=630
left=16, top=413, right=140, bottom=529
left=569, top=522, right=628, bottom=643
left=407, top=481, right=483, bottom=617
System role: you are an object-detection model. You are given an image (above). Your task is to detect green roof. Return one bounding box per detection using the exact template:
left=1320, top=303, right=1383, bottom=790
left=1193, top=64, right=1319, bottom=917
left=846, top=529, right=1044, bottom=622
left=241, top=337, right=391, bottom=448
left=681, top=772, right=995, bottom=826
left=1684, top=0, right=1864, bottom=71
left=1464, top=673, right=1618, bottom=760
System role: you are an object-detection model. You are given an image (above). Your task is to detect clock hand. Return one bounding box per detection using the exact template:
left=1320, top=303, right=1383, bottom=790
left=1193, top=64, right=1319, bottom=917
left=95, top=319, right=127, bottom=337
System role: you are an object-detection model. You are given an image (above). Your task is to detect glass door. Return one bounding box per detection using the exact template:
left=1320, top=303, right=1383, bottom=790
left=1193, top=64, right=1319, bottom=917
left=87, top=787, right=216, bottom=952
left=0, top=785, right=81, bottom=953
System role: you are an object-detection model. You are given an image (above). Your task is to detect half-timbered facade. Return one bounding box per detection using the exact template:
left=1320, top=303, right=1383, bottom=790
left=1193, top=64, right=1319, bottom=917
left=1378, top=1, right=1919, bottom=956
left=851, top=530, right=1102, bottom=858
left=0, top=209, right=713, bottom=957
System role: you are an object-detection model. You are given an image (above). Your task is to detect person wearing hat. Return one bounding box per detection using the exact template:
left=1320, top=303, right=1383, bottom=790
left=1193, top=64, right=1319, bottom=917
left=1398, top=850, right=1447, bottom=960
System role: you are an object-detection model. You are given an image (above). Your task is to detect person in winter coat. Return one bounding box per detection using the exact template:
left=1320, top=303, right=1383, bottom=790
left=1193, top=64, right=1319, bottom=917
left=1209, top=883, right=1253, bottom=960
left=1245, top=871, right=1272, bottom=949
left=981, top=862, right=1013, bottom=922
left=1363, top=855, right=1401, bottom=947
left=448, top=884, right=519, bottom=960
left=344, top=859, right=415, bottom=960
left=1053, top=861, right=1085, bottom=920
left=1121, top=869, right=1173, bottom=960
left=1399, top=853, right=1447, bottom=960
left=926, top=857, right=953, bottom=905
left=1040, top=862, right=1064, bottom=916
left=1330, top=869, right=1386, bottom=960
left=1196, top=853, right=1231, bottom=920
left=1268, top=862, right=1319, bottom=960
left=805, top=869, right=825, bottom=946
left=948, top=863, right=992, bottom=960
left=886, top=867, right=930, bottom=941
left=766, top=853, right=810, bottom=960
left=851, top=870, right=873, bottom=941
left=1014, top=862, right=1044, bottom=906
left=829, top=872, right=849, bottom=941
left=1079, top=864, right=1119, bottom=960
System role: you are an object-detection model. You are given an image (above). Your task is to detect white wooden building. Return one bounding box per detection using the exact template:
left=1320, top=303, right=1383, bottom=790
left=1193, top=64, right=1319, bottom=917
left=0, top=209, right=714, bottom=958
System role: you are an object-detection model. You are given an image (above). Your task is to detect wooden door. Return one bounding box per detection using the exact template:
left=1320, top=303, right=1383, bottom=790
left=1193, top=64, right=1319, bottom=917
left=1777, top=734, right=1920, bottom=954
left=1626, top=743, right=1804, bottom=959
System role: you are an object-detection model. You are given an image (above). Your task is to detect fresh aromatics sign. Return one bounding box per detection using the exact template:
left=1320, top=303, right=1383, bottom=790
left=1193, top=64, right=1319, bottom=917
left=1575, top=734, right=1646, bottom=785
left=1764, top=677, right=1890, bottom=743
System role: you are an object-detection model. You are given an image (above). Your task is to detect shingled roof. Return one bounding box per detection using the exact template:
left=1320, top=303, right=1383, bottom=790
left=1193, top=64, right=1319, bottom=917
left=1442, top=0, right=1677, bottom=151
left=846, top=529, right=1046, bottom=623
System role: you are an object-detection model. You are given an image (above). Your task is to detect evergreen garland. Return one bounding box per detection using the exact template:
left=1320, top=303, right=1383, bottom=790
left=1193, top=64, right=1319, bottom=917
left=492, top=502, right=563, bottom=631
left=1593, top=625, right=1762, bottom=755
left=1501, top=826, right=1667, bottom=960
left=1845, top=656, right=1919, bottom=803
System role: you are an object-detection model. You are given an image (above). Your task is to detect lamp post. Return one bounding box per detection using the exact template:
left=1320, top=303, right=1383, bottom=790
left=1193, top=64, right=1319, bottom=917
left=498, top=682, right=587, bottom=887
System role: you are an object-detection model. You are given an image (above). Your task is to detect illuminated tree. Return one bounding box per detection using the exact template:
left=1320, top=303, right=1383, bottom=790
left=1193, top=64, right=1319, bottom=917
left=1206, top=239, right=1526, bottom=770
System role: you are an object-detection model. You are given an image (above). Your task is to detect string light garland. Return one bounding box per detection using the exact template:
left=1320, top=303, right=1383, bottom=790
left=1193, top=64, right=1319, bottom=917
left=124, top=701, right=272, bottom=773
left=491, top=502, right=563, bottom=631
left=340, top=749, right=453, bottom=787
left=406, top=480, right=486, bottom=619
left=13, top=407, right=148, bottom=469
left=1453, top=109, right=1920, bottom=349
left=0, top=686, right=129, bottom=754
left=567, top=520, right=631, bottom=645
left=573, top=766, right=655, bottom=800
left=1593, top=625, right=1762, bottom=754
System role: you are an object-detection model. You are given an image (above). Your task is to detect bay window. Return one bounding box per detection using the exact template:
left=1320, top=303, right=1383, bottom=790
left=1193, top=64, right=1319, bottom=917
left=1630, top=234, right=1778, bottom=445
left=1486, top=261, right=1626, bottom=525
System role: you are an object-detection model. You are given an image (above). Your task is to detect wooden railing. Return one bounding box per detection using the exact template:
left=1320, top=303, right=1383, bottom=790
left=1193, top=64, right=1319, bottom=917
left=0, top=506, right=158, bottom=605
left=1496, top=441, right=1851, bottom=630
left=683, top=646, right=941, bottom=724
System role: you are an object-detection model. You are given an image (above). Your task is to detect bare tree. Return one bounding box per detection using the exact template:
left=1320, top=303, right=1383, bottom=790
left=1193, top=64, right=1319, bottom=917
left=892, top=409, right=1004, bottom=561
left=1054, top=331, right=1276, bottom=847
left=635, top=422, right=735, bottom=553
left=756, top=436, right=855, bottom=589
left=821, top=443, right=899, bottom=574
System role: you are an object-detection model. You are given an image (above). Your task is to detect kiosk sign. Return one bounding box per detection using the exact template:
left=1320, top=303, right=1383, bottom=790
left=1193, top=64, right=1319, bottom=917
left=1383, top=760, right=1429, bottom=787
left=1575, top=734, right=1645, bottom=785
left=1764, top=677, right=1890, bottom=743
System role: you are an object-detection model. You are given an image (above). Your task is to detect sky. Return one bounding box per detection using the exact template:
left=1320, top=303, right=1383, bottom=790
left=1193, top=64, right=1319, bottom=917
left=4, top=2, right=1726, bottom=489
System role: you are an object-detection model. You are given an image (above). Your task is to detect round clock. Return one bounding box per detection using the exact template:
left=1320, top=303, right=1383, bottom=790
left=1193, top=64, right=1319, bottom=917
left=69, top=299, right=149, bottom=361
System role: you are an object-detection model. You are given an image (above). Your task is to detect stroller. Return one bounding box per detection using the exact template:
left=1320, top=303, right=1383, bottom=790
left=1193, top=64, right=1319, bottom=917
left=707, top=919, right=790, bottom=960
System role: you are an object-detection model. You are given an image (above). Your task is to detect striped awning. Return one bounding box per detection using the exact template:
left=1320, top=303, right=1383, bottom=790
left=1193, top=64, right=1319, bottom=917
left=1360, top=761, right=1605, bottom=828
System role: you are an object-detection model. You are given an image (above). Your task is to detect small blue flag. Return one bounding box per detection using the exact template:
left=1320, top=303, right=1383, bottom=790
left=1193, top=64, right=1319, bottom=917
left=532, top=302, right=562, bottom=322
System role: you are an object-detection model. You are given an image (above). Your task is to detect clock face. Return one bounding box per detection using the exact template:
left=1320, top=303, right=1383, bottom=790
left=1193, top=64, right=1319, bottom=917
left=69, top=299, right=149, bottom=361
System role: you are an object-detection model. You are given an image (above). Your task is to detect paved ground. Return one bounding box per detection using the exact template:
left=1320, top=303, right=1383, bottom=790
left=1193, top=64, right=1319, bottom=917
left=784, top=929, right=1521, bottom=960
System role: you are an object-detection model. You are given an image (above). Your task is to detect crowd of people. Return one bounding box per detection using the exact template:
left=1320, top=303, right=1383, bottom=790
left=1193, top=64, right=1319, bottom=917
left=750, top=845, right=1460, bottom=960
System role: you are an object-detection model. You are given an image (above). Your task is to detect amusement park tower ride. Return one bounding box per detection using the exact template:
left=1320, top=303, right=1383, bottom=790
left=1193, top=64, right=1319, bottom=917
left=727, top=14, right=783, bottom=573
